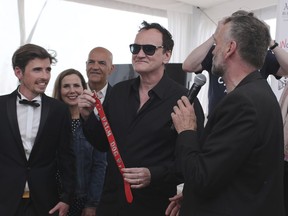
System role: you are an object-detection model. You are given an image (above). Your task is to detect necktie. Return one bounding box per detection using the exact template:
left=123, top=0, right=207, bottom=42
left=19, top=99, right=40, bottom=107
left=96, top=91, right=103, bottom=100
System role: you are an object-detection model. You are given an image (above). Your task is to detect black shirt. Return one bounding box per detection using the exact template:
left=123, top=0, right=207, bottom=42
left=83, top=72, right=204, bottom=215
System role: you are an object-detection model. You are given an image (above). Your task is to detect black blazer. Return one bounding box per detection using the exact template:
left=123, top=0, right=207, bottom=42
left=103, top=83, right=112, bottom=105
left=0, top=90, right=75, bottom=216
left=176, top=71, right=285, bottom=216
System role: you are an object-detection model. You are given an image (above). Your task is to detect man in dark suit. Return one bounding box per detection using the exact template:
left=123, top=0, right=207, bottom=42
left=167, top=15, right=285, bottom=216
left=0, top=44, right=75, bottom=216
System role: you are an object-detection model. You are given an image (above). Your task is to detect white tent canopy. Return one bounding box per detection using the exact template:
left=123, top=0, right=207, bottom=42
left=0, top=0, right=279, bottom=114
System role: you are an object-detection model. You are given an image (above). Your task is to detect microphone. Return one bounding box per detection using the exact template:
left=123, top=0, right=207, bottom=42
left=187, top=73, right=207, bottom=103
left=171, top=73, right=206, bottom=130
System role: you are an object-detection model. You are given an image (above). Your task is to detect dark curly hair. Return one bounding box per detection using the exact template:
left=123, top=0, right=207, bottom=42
left=139, top=21, right=174, bottom=53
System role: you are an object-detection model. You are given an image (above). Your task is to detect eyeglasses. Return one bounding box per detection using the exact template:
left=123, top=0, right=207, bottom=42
left=129, top=44, right=164, bottom=56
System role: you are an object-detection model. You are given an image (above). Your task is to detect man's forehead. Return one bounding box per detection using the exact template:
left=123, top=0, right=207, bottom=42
left=135, top=29, right=162, bottom=44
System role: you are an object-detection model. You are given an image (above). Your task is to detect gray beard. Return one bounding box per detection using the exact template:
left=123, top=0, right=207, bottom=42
left=212, top=63, right=224, bottom=77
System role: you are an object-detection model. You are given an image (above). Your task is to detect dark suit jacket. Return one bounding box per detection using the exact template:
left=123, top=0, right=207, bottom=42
left=176, top=71, right=285, bottom=216
left=0, top=90, right=75, bottom=216
left=103, top=83, right=112, bottom=106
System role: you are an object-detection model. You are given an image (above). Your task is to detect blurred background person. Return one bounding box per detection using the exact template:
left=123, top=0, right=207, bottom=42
left=86, top=47, right=114, bottom=98
left=279, top=80, right=288, bottom=216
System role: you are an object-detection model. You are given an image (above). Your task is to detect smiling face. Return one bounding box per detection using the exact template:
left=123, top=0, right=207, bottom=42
left=131, top=28, right=171, bottom=76
left=60, top=74, right=84, bottom=107
left=15, top=58, right=51, bottom=100
left=86, top=47, right=114, bottom=90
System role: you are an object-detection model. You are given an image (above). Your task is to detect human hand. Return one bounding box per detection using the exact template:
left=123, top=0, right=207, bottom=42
left=122, top=167, right=151, bottom=189
left=78, top=89, right=96, bottom=121
left=49, top=201, right=69, bottom=216
left=165, top=193, right=183, bottom=216
left=81, top=207, right=96, bottom=216
left=171, top=96, right=197, bottom=134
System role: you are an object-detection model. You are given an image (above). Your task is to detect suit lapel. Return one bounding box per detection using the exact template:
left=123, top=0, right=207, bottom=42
left=103, top=84, right=112, bottom=106
left=29, top=94, right=50, bottom=160
left=7, top=90, right=27, bottom=160
left=34, top=94, right=50, bottom=145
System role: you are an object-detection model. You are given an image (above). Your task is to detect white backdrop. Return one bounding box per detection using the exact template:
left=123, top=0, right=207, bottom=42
left=0, top=0, right=168, bottom=96
left=0, top=0, right=280, bottom=116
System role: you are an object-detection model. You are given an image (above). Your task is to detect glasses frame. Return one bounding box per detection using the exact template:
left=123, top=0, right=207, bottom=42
left=129, top=44, right=164, bottom=56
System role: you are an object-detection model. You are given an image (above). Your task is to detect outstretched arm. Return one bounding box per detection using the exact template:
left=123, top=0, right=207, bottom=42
left=271, top=41, right=288, bottom=76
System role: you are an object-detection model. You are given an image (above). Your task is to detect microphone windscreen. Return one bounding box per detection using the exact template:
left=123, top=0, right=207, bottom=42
left=194, top=73, right=207, bottom=87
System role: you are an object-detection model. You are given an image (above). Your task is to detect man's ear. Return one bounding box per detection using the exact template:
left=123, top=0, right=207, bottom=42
left=14, top=67, right=23, bottom=81
left=109, top=65, right=115, bottom=75
left=163, top=50, right=172, bottom=64
left=225, top=41, right=237, bottom=58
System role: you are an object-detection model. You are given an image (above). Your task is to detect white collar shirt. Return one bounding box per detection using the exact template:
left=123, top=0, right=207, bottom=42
left=16, top=91, right=41, bottom=192
left=87, top=83, right=108, bottom=116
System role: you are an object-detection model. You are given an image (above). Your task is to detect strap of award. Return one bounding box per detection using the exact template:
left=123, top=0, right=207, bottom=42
left=92, top=93, right=133, bottom=203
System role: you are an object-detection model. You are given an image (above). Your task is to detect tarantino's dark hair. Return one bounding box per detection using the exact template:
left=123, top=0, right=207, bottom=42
left=139, top=21, right=174, bottom=53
